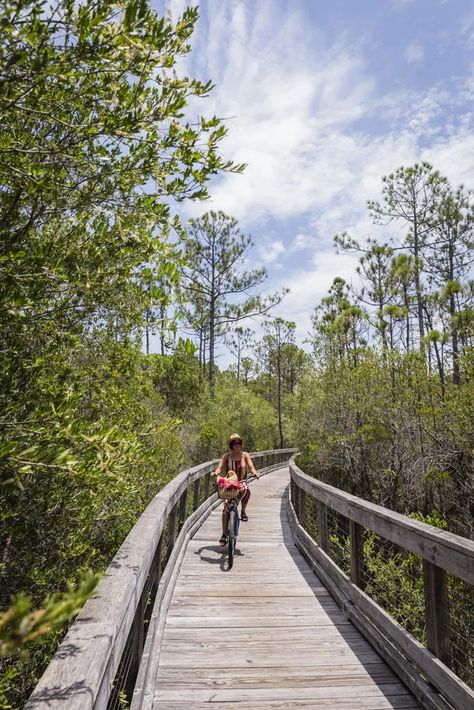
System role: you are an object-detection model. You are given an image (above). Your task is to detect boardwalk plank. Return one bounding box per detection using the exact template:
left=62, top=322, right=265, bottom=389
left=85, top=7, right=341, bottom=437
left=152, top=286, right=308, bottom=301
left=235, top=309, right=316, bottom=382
left=153, top=698, right=419, bottom=710
left=153, top=683, right=417, bottom=702
left=163, top=627, right=364, bottom=643
left=156, top=663, right=400, bottom=688
left=165, top=616, right=352, bottom=627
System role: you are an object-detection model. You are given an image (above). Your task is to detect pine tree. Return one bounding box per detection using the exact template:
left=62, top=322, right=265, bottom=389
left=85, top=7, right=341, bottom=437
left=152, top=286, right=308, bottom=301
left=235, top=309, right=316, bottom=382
left=368, top=163, right=448, bottom=352
left=182, top=211, right=285, bottom=396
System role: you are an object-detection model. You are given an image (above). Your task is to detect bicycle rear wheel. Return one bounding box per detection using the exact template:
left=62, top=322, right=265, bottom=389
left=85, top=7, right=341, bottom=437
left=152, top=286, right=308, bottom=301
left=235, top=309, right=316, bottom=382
left=228, top=508, right=236, bottom=569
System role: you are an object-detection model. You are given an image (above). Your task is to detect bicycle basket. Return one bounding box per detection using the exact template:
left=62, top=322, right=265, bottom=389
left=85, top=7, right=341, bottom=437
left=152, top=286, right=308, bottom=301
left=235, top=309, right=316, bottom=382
left=216, top=473, right=241, bottom=500
left=218, top=486, right=240, bottom=500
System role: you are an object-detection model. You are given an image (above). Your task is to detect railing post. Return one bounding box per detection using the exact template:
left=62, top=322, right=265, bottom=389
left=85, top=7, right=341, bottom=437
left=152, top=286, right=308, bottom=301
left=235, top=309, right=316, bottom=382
left=293, top=483, right=300, bottom=518
left=147, top=531, right=163, bottom=596
left=350, top=520, right=364, bottom=589
left=318, top=501, right=328, bottom=552
left=423, top=560, right=451, bottom=666
left=299, top=489, right=306, bottom=528
left=178, top=488, right=187, bottom=532
left=204, top=471, right=210, bottom=499
left=124, top=594, right=145, bottom=700
left=193, top=478, right=200, bottom=511
left=167, top=502, right=178, bottom=559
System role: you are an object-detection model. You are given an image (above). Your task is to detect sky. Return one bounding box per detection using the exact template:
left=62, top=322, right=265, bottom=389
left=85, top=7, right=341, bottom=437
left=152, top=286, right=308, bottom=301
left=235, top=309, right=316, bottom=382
left=154, top=0, right=474, bottom=364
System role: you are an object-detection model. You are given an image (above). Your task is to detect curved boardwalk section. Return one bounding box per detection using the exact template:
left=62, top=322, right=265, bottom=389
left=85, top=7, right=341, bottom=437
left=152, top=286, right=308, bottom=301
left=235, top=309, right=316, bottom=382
left=150, top=468, right=419, bottom=709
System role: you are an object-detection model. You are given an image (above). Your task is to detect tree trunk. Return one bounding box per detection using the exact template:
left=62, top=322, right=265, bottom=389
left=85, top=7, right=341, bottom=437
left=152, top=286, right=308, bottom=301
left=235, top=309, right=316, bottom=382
left=159, top=303, right=165, bottom=356
left=378, top=283, right=387, bottom=352
left=448, top=240, right=460, bottom=385
left=413, top=218, right=425, bottom=352
left=277, top=350, right=284, bottom=448
left=209, top=237, right=216, bottom=398
left=145, top=308, right=150, bottom=355
left=403, top=284, right=410, bottom=351
left=209, top=305, right=215, bottom=397
left=352, top=326, right=358, bottom=367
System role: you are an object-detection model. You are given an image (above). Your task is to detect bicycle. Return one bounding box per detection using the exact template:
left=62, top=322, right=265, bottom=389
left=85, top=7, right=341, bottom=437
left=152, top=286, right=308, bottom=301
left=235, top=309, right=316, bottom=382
left=216, top=477, right=242, bottom=570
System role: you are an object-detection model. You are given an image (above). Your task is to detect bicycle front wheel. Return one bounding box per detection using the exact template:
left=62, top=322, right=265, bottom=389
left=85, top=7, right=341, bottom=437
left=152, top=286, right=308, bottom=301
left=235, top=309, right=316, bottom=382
left=228, top=508, right=236, bottom=569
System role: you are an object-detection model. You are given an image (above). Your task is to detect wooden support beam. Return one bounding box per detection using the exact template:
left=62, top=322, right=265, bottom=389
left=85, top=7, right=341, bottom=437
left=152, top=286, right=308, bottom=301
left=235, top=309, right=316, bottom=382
left=167, top=503, right=178, bottom=560
left=193, top=478, right=200, bottom=511
left=293, top=483, right=300, bottom=518
left=299, top=488, right=306, bottom=528
left=289, top=501, right=473, bottom=710
left=423, top=560, right=451, bottom=667
left=150, top=533, right=163, bottom=594
left=178, top=488, right=187, bottom=532
left=318, top=501, right=328, bottom=552
left=350, top=520, right=364, bottom=589
left=125, top=593, right=145, bottom=701
left=204, top=471, right=210, bottom=500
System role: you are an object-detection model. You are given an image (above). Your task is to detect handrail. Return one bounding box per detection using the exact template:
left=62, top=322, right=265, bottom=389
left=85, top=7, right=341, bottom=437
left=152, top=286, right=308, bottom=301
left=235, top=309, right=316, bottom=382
left=26, top=449, right=297, bottom=710
left=288, top=455, right=474, bottom=710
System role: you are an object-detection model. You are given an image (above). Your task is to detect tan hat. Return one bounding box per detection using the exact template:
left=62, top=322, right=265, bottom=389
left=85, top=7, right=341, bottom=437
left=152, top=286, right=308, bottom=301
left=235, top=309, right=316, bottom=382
left=228, top=433, right=243, bottom=448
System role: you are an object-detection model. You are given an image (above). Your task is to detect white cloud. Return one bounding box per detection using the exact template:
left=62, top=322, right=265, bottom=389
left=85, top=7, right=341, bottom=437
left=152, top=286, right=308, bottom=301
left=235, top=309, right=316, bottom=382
left=258, top=239, right=285, bottom=264
left=460, top=12, right=474, bottom=40
left=289, top=233, right=314, bottom=252
left=183, top=0, right=376, bottom=226
left=404, top=42, right=424, bottom=63
left=422, top=128, right=474, bottom=187
left=271, top=250, right=362, bottom=340
left=183, top=1, right=473, bottom=237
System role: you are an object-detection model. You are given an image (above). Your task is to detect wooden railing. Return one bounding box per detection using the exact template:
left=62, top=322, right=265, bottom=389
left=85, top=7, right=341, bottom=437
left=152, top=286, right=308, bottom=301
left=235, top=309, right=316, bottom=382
left=288, top=455, right=474, bottom=710
left=26, top=449, right=297, bottom=710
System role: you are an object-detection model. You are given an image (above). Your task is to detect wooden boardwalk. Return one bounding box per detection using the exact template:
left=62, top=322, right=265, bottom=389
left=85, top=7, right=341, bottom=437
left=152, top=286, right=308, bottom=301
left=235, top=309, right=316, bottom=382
left=149, top=468, right=420, bottom=709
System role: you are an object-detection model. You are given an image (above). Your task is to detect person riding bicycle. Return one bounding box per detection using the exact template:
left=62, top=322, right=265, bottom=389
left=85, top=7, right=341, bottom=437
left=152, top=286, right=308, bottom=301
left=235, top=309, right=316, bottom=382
left=213, top=433, right=259, bottom=546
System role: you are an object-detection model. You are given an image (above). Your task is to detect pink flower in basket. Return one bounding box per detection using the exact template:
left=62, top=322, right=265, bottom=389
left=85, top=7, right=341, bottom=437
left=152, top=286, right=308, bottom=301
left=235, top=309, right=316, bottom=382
left=216, top=474, right=241, bottom=490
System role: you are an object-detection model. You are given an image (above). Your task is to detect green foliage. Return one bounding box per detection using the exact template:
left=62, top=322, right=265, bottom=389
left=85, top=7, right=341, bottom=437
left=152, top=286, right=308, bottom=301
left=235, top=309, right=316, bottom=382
left=1, top=0, right=243, bottom=370
left=293, top=349, right=473, bottom=533
left=150, top=346, right=202, bottom=416
left=0, top=1, right=246, bottom=705
left=0, top=573, right=99, bottom=709
left=0, top=574, right=99, bottom=659
left=191, top=377, right=278, bottom=461
left=363, top=533, right=426, bottom=643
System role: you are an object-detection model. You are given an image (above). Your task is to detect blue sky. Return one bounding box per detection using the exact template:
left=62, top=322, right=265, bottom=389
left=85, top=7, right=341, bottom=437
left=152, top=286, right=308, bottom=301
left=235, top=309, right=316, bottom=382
left=157, top=0, right=474, bottom=362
